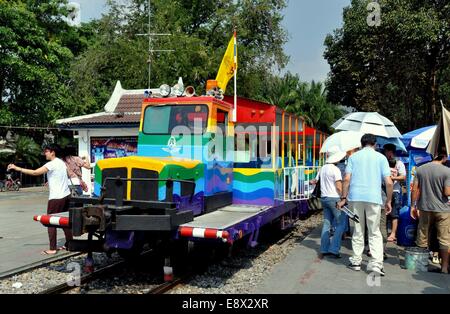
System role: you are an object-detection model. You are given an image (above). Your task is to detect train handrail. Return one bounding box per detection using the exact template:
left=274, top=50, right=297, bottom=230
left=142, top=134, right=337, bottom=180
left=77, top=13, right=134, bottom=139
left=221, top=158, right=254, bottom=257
left=101, top=177, right=196, bottom=207
left=275, top=166, right=321, bottom=202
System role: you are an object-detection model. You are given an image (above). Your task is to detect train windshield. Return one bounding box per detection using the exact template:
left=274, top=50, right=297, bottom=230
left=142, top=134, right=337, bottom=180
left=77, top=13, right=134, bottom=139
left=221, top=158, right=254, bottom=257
left=143, top=105, right=209, bottom=135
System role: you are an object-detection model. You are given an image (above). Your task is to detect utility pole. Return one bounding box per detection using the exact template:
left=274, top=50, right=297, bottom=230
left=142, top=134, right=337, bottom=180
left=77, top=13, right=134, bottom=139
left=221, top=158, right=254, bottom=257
left=136, top=0, right=174, bottom=89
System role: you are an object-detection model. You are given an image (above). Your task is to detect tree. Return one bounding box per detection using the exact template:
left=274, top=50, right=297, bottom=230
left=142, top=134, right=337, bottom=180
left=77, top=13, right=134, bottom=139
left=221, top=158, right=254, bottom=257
left=68, top=0, right=290, bottom=114
left=0, top=0, right=93, bottom=128
left=12, top=135, right=42, bottom=166
left=260, top=73, right=342, bottom=132
left=0, top=133, right=41, bottom=167
left=324, top=0, right=450, bottom=132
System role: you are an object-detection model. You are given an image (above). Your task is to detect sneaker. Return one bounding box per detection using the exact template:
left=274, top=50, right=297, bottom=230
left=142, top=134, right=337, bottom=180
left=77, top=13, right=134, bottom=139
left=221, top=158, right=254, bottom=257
left=348, top=263, right=361, bottom=271
left=432, top=256, right=441, bottom=265
left=369, top=266, right=385, bottom=277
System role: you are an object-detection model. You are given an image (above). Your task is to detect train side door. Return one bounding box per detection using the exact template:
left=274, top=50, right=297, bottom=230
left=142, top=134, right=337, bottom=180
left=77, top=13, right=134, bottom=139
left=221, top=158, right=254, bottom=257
left=211, top=108, right=233, bottom=194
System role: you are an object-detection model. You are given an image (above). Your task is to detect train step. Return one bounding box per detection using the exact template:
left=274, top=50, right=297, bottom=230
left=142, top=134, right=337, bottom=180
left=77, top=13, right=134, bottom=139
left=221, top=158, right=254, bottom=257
left=178, top=204, right=270, bottom=243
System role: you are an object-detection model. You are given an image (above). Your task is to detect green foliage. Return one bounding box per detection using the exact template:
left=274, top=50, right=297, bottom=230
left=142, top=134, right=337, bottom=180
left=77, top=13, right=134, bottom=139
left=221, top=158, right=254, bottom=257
left=0, top=0, right=93, bottom=128
left=69, top=0, right=290, bottom=114
left=13, top=135, right=42, bottom=166
left=259, top=73, right=342, bottom=132
left=324, top=0, right=450, bottom=132
left=0, top=135, right=42, bottom=167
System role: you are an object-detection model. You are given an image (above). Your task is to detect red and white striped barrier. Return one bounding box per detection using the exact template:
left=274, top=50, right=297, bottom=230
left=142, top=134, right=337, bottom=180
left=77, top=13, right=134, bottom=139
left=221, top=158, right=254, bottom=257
left=33, top=215, right=70, bottom=228
left=179, top=227, right=229, bottom=242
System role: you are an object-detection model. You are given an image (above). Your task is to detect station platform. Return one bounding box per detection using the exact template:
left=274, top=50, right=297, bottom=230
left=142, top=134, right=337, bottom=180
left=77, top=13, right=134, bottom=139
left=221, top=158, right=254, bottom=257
left=0, top=189, right=76, bottom=278
left=253, top=227, right=450, bottom=294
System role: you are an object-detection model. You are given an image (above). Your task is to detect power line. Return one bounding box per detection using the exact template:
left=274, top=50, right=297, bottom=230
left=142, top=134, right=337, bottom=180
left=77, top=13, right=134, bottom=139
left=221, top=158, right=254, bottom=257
left=0, top=126, right=60, bottom=130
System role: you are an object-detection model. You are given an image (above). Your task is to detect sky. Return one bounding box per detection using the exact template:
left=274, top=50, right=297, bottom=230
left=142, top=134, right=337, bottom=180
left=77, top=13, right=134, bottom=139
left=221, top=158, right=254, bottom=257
left=71, top=0, right=351, bottom=82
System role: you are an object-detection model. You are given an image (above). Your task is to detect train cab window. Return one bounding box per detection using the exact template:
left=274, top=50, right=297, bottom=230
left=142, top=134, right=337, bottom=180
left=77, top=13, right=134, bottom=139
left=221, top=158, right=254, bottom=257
left=234, top=123, right=273, bottom=168
left=216, top=109, right=228, bottom=136
left=143, top=105, right=209, bottom=135
left=235, top=134, right=251, bottom=163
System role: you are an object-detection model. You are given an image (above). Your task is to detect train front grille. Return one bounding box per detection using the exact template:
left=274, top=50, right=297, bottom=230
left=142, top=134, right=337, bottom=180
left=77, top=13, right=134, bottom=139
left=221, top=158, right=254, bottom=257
left=130, top=168, right=159, bottom=201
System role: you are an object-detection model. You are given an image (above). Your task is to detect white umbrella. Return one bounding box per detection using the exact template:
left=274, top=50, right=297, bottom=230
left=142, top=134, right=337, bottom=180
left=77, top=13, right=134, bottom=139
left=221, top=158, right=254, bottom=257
left=320, top=131, right=364, bottom=153
left=412, top=127, right=437, bottom=149
left=332, top=112, right=402, bottom=138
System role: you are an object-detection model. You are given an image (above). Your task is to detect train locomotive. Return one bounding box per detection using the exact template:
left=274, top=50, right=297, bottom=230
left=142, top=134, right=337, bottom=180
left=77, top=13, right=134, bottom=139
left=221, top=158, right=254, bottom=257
left=34, top=81, right=326, bottom=276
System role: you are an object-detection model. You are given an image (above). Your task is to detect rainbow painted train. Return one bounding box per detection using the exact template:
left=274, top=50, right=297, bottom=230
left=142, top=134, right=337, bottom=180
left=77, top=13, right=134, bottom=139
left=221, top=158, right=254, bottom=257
left=34, top=83, right=327, bottom=268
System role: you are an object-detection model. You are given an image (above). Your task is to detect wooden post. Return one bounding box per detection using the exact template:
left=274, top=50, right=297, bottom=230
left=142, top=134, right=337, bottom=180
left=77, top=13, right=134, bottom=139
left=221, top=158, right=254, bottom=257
left=282, top=112, right=285, bottom=169
left=289, top=115, right=292, bottom=167
left=303, top=124, right=306, bottom=166
left=295, top=118, right=298, bottom=167
left=313, top=129, right=317, bottom=166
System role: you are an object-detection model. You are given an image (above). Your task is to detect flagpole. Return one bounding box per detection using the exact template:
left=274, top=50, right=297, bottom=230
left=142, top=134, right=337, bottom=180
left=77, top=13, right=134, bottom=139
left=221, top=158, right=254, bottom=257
left=233, top=30, right=237, bottom=122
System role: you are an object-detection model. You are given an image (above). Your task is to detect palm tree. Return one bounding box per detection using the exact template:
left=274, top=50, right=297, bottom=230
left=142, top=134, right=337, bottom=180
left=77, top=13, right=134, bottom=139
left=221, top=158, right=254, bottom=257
left=261, top=73, right=343, bottom=132
left=263, top=73, right=303, bottom=109
left=13, top=136, right=42, bottom=166
left=0, top=135, right=42, bottom=167
left=300, top=81, right=342, bottom=130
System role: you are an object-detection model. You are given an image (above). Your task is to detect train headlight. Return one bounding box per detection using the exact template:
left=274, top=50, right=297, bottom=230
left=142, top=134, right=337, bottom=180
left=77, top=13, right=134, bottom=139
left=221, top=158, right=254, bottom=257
left=159, top=84, right=171, bottom=97
left=172, top=83, right=183, bottom=97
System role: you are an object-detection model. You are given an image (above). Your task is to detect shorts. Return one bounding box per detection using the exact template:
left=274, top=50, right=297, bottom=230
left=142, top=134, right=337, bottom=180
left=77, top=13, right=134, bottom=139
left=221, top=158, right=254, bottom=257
left=389, top=192, right=402, bottom=219
left=416, top=211, right=450, bottom=250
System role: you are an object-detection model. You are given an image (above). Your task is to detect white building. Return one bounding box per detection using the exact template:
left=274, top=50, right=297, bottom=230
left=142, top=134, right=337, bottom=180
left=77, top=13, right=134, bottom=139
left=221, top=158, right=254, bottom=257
left=56, top=81, right=157, bottom=195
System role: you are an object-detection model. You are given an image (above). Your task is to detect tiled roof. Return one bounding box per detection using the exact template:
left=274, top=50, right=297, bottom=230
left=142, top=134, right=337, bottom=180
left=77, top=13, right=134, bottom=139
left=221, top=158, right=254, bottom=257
left=56, top=81, right=152, bottom=128
left=115, top=94, right=146, bottom=113
left=59, top=112, right=141, bottom=126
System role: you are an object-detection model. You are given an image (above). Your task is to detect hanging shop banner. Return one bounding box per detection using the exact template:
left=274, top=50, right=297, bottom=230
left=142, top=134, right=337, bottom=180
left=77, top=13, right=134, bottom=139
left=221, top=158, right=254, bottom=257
left=90, top=137, right=138, bottom=163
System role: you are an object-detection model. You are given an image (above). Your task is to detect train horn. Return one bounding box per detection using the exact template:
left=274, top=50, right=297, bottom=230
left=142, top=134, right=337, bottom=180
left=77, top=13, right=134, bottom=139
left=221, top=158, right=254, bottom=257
left=184, top=86, right=196, bottom=97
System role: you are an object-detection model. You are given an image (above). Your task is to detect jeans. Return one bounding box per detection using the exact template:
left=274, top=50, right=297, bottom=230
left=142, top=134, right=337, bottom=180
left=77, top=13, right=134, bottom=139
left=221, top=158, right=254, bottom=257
left=320, top=197, right=346, bottom=255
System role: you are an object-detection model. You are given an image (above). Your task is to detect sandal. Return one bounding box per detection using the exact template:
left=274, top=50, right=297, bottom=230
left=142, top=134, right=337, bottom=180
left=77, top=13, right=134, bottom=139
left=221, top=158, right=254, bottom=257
left=58, top=246, right=67, bottom=251
left=387, top=236, right=397, bottom=242
left=41, top=250, right=57, bottom=255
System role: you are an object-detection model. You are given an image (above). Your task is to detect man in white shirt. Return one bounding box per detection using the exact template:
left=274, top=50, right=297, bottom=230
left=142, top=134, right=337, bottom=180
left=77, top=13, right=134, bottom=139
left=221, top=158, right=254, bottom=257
left=8, top=144, right=72, bottom=255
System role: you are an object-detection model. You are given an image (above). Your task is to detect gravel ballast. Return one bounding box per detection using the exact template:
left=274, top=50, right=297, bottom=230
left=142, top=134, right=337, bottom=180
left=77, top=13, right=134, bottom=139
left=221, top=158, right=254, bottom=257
left=170, top=212, right=323, bottom=294
left=0, top=212, right=323, bottom=294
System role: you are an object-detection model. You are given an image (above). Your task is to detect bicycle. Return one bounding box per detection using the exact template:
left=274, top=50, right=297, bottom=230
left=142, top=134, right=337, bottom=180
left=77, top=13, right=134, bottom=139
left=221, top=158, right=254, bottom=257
left=2, top=173, right=21, bottom=192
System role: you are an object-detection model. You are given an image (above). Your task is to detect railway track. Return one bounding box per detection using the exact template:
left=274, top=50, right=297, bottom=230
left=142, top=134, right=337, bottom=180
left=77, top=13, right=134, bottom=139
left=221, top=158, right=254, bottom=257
left=36, top=214, right=322, bottom=295
left=39, top=257, right=193, bottom=295
left=0, top=252, right=82, bottom=280
left=39, top=258, right=129, bottom=294
left=38, top=248, right=190, bottom=295
left=147, top=273, right=193, bottom=294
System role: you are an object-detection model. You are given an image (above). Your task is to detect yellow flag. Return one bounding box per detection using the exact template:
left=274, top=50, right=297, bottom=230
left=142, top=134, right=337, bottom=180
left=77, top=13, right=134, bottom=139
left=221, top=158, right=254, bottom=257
left=216, top=32, right=237, bottom=92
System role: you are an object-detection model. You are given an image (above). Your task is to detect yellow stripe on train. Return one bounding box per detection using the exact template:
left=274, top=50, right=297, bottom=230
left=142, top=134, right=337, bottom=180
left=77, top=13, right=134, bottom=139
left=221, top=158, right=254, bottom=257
left=96, top=156, right=201, bottom=174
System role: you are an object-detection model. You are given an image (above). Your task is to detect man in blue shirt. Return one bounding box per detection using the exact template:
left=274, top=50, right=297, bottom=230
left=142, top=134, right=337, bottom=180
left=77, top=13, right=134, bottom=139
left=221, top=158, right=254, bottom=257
left=338, top=134, right=393, bottom=276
